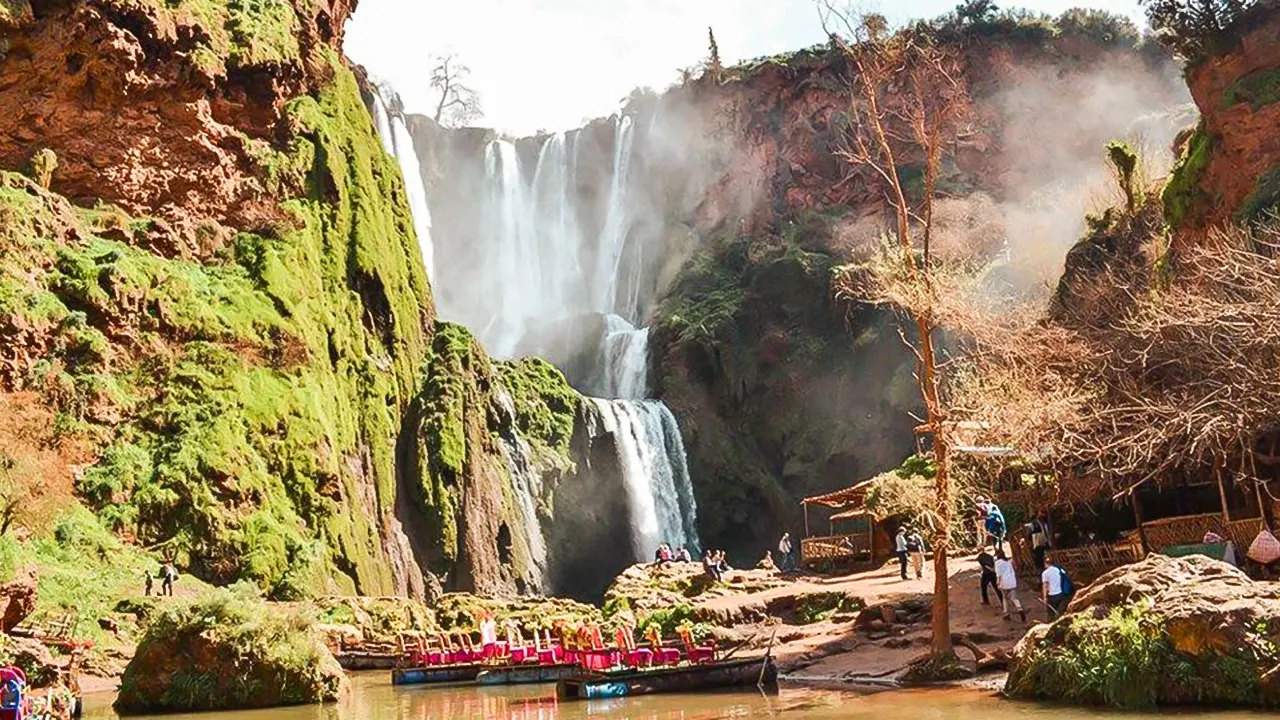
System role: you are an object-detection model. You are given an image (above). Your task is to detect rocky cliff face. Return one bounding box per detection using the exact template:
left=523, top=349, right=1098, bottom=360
left=1163, top=6, right=1280, bottom=234
left=0, top=0, right=577, bottom=599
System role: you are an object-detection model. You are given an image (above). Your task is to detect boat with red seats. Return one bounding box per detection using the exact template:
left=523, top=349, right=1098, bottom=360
left=390, top=616, right=724, bottom=688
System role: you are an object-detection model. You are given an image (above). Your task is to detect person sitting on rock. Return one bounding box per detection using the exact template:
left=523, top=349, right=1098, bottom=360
left=653, top=544, right=672, bottom=568
left=702, top=549, right=721, bottom=582
left=675, top=546, right=691, bottom=562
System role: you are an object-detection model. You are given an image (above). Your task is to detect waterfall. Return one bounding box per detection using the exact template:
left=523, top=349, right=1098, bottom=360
left=598, top=314, right=648, bottom=400
left=596, top=116, right=638, bottom=319
left=371, top=88, right=436, bottom=283
left=418, top=111, right=702, bottom=572
left=495, top=390, right=550, bottom=587
left=589, top=398, right=699, bottom=558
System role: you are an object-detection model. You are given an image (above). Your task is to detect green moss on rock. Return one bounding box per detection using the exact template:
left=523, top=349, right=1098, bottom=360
left=1224, top=69, right=1280, bottom=111
left=1237, top=167, right=1280, bottom=224
left=1162, top=122, right=1219, bottom=229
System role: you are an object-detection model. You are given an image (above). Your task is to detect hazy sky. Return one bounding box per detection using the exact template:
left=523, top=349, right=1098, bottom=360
left=346, top=0, right=1146, bottom=135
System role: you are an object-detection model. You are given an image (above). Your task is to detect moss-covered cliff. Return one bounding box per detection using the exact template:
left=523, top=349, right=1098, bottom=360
left=0, top=0, right=582, bottom=600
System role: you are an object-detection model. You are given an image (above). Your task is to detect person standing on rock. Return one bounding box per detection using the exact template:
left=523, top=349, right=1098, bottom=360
left=907, top=528, right=926, bottom=580
left=777, top=533, right=794, bottom=573
left=977, top=549, right=1002, bottom=607
left=994, top=549, right=1026, bottom=622
left=1041, top=554, right=1069, bottom=621
left=894, top=527, right=909, bottom=581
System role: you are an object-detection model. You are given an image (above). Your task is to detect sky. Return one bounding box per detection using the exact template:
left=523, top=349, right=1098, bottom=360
left=345, top=0, right=1147, bottom=135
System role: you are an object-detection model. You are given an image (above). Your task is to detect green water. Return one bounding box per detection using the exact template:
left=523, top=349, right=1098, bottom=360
left=81, top=673, right=1270, bottom=719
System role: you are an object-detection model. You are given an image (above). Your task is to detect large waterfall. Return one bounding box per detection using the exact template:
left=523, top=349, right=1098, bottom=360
left=436, top=116, right=700, bottom=562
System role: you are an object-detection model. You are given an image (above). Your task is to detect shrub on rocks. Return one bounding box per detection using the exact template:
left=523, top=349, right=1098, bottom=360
left=114, top=586, right=346, bottom=715
left=1006, top=554, right=1280, bottom=709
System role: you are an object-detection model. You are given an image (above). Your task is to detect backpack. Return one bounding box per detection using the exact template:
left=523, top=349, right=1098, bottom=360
left=1058, top=566, right=1074, bottom=597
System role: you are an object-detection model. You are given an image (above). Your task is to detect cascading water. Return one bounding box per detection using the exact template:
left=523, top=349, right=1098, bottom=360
left=371, top=88, right=436, bottom=282
left=426, top=113, right=701, bottom=568
left=588, top=398, right=699, bottom=558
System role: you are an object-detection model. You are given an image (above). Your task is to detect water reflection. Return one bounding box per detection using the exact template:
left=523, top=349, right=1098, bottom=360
left=82, top=673, right=1270, bottom=720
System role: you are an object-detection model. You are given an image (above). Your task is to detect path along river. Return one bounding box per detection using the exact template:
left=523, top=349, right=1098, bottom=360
left=81, top=672, right=1272, bottom=719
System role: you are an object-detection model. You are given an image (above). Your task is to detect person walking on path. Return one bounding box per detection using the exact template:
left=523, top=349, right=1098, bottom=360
left=894, top=527, right=909, bottom=580
left=994, top=549, right=1026, bottom=622
left=978, top=498, right=1007, bottom=552
left=144, top=570, right=153, bottom=597
left=906, top=528, right=926, bottom=580
left=1026, top=514, right=1050, bottom=570
left=777, top=533, right=794, bottom=572
left=1041, top=554, right=1071, bottom=621
left=977, top=549, right=1002, bottom=606
left=160, top=562, right=178, bottom=597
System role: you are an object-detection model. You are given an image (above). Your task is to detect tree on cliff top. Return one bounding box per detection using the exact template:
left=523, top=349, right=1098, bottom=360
left=819, top=2, right=976, bottom=668
left=1140, top=0, right=1260, bottom=63
left=429, top=54, right=483, bottom=127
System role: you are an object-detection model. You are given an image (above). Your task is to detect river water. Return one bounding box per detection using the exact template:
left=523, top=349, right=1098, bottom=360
left=81, top=673, right=1271, bottom=720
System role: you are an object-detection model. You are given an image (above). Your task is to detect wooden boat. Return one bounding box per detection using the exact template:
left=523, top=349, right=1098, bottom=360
left=475, top=663, right=585, bottom=686
left=391, top=662, right=486, bottom=686
left=556, top=656, right=778, bottom=700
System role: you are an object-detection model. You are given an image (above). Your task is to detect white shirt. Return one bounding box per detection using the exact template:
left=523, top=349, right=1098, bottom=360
left=994, top=558, right=1018, bottom=590
left=1041, top=566, right=1064, bottom=596
left=779, top=538, right=792, bottom=554
left=895, top=534, right=907, bottom=552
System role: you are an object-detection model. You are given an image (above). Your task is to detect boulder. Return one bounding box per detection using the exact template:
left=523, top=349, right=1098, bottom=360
left=114, top=589, right=347, bottom=715
left=1, top=636, right=59, bottom=687
left=1006, top=554, right=1280, bottom=709
left=0, top=567, right=38, bottom=632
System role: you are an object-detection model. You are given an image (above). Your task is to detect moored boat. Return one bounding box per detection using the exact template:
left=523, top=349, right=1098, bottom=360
left=556, top=656, right=778, bottom=700
left=476, top=663, right=585, bottom=686
left=391, top=662, right=486, bottom=686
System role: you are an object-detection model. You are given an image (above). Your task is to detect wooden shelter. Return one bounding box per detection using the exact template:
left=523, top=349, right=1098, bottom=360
left=799, top=480, right=893, bottom=569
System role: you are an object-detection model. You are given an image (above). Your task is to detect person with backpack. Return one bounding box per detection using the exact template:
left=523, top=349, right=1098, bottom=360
left=1041, top=554, right=1073, bottom=621
left=906, top=528, right=926, bottom=580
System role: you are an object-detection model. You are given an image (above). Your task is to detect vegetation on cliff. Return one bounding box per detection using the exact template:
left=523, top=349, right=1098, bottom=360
left=115, top=586, right=346, bottom=714
left=653, top=219, right=919, bottom=557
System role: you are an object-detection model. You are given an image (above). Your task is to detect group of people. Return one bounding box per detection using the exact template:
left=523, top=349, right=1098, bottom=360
left=893, top=526, right=928, bottom=580
left=651, top=543, right=734, bottom=583
left=143, top=562, right=179, bottom=597
left=973, top=498, right=1073, bottom=623
left=652, top=544, right=693, bottom=565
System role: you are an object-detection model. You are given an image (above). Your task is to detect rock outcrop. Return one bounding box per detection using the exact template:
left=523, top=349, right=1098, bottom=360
left=1164, top=5, right=1280, bottom=234
left=115, top=589, right=347, bottom=714
left=1006, top=554, right=1280, bottom=708
left=0, top=0, right=585, bottom=600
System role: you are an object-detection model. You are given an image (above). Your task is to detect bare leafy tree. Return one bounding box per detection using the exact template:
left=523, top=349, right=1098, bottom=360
left=430, top=54, right=483, bottom=127
left=819, top=2, right=976, bottom=665
left=707, top=27, right=724, bottom=83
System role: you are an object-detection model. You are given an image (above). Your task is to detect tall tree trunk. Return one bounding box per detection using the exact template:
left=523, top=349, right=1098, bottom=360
left=916, top=313, right=954, bottom=658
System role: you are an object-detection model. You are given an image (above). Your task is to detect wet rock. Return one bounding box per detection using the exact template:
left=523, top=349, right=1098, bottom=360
left=1007, top=554, right=1280, bottom=709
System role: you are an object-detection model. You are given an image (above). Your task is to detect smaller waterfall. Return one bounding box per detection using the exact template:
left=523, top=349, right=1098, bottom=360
left=495, top=424, right=549, bottom=586
left=371, top=87, right=436, bottom=283
left=589, top=398, right=700, bottom=560
left=598, top=314, right=649, bottom=400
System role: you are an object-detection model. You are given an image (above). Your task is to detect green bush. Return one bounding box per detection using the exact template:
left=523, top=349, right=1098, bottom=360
left=1224, top=69, right=1280, bottom=110
left=116, top=585, right=345, bottom=713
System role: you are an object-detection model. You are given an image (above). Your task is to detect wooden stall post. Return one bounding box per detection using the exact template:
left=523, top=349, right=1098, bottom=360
left=1130, top=490, right=1150, bottom=556
left=1215, top=456, right=1231, bottom=523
